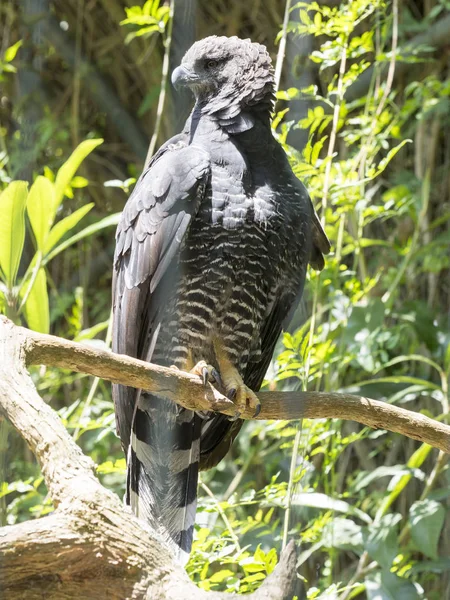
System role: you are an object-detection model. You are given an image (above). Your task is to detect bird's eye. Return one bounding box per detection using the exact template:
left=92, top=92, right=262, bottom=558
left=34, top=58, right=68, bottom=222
left=206, top=59, right=218, bottom=69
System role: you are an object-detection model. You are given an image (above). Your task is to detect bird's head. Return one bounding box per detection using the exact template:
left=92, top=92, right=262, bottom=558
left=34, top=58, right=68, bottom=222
left=171, top=36, right=275, bottom=119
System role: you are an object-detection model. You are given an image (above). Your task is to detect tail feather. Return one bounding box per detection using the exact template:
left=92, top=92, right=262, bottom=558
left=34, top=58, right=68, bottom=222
left=127, top=393, right=200, bottom=564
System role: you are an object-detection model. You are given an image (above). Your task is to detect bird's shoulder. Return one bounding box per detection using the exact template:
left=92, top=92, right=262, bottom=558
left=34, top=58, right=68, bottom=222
left=113, top=133, right=211, bottom=290
left=115, top=134, right=210, bottom=247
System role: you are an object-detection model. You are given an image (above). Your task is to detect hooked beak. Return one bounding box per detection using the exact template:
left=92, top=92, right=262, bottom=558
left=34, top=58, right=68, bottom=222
left=171, top=64, right=199, bottom=90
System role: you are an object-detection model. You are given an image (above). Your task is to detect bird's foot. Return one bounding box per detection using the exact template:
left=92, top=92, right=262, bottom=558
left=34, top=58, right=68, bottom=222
left=190, top=360, right=221, bottom=387
left=220, top=368, right=261, bottom=420
left=190, top=361, right=222, bottom=419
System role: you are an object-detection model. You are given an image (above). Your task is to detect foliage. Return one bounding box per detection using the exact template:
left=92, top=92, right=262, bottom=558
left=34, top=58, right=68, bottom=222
left=120, top=0, right=170, bottom=44
left=2, top=0, right=450, bottom=599
left=0, top=139, right=119, bottom=333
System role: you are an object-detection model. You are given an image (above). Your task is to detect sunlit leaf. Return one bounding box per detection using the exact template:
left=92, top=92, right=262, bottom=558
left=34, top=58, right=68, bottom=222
left=44, top=203, right=95, bottom=256
left=409, top=499, right=445, bottom=559
left=27, top=176, right=55, bottom=250
left=53, top=139, right=103, bottom=214
left=0, top=181, right=28, bottom=288
left=293, top=492, right=372, bottom=524
left=364, top=513, right=402, bottom=569
left=365, top=570, right=419, bottom=600
left=23, top=267, right=49, bottom=333
left=4, top=40, right=22, bottom=62
left=44, top=213, right=120, bottom=263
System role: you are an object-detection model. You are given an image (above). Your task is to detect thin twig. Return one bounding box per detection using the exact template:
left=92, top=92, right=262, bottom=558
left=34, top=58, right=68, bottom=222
left=145, top=0, right=175, bottom=165
left=321, top=40, right=348, bottom=221
left=274, top=0, right=292, bottom=94
left=200, top=481, right=241, bottom=553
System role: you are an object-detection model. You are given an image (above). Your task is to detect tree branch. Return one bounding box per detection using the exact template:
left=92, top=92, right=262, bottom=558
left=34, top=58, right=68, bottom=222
left=16, top=317, right=450, bottom=453
left=1, top=315, right=448, bottom=598
left=0, top=316, right=297, bottom=599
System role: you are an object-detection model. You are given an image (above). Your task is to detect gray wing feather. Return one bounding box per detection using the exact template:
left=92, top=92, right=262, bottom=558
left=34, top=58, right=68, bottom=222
left=112, top=138, right=210, bottom=452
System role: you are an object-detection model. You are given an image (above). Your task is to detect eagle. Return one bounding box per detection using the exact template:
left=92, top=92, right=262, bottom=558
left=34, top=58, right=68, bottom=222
left=112, top=35, right=330, bottom=563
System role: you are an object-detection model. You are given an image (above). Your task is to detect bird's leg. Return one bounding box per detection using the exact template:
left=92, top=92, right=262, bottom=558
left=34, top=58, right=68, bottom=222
left=213, top=337, right=261, bottom=418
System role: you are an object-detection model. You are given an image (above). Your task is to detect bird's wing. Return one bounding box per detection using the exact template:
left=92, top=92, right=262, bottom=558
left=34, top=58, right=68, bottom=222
left=112, top=136, right=210, bottom=452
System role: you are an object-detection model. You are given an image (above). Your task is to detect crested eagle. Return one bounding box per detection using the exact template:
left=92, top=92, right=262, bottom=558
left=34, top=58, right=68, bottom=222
left=112, top=35, right=330, bottom=563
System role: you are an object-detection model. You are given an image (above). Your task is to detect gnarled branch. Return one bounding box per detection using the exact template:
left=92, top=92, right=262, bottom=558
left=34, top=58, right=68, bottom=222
left=0, top=316, right=296, bottom=599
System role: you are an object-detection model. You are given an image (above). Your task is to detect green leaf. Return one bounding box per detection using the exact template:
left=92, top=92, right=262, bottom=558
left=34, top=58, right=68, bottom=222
left=365, top=570, right=419, bottom=600
left=364, top=513, right=402, bottom=569
left=409, top=499, right=445, bottom=559
left=23, top=268, right=49, bottom=333
left=322, top=518, right=364, bottom=551
left=293, top=492, right=372, bottom=524
left=0, top=181, right=28, bottom=288
left=44, top=213, right=120, bottom=263
left=44, top=203, right=95, bottom=256
left=4, top=40, right=22, bottom=62
left=369, top=139, right=412, bottom=179
left=74, top=319, right=109, bottom=342
left=354, top=466, right=423, bottom=492
left=53, top=139, right=103, bottom=214
left=27, top=176, right=55, bottom=250
left=209, top=569, right=235, bottom=583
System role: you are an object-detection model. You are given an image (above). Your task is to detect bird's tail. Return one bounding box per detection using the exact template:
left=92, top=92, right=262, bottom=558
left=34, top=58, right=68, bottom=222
left=126, top=392, right=200, bottom=564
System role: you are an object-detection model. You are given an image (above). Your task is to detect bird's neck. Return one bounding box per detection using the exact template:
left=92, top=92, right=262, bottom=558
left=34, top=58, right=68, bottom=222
left=189, top=96, right=271, bottom=136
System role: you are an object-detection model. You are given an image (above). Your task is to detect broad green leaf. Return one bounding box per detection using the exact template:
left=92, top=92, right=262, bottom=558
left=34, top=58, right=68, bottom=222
left=322, top=518, right=364, bottom=551
left=209, top=569, right=235, bottom=583
left=365, top=570, right=419, bottom=600
left=44, top=203, right=95, bottom=255
left=354, top=466, right=423, bottom=492
left=0, top=181, right=28, bottom=288
left=364, top=513, right=402, bottom=569
left=23, top=267, right=49, bottom=333
left=409, top=558, right=450, bottom=574
left=44, top=213, right=120, bottom=263
left=53, top=138, right=103, bottom=214
left=409, top=499, right=445, bottom=559
left=27, top=176, right=55, bottom=250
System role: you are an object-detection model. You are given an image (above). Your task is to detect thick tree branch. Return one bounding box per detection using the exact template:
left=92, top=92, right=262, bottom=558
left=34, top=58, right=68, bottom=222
left=15, top=317, right=450, bottom=453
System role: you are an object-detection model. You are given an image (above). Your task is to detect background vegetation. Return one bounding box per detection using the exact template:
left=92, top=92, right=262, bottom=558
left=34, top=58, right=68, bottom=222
left=1, top=0, right=449, bottom=598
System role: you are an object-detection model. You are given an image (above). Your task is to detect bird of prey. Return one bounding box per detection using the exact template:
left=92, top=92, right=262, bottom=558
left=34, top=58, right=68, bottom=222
left=112, top=35, right=330, bottom=563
